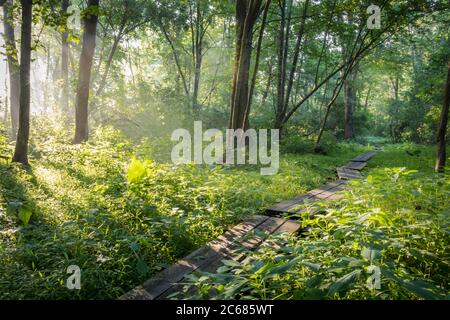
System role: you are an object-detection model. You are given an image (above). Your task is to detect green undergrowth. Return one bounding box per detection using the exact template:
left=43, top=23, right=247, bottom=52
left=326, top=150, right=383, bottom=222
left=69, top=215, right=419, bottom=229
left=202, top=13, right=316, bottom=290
left=176, top=147, right=450, bottom=300
left=0, top=125, right=364, bottom=299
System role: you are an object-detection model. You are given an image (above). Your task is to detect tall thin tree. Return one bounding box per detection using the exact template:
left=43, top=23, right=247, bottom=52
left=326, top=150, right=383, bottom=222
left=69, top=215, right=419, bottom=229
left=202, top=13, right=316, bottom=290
left=61, top=0, right=70, bottom=112
left=73, top=0, right=99, bottom=144
left=435, top=59, right=450, bottom=172
left=2, top=0, right=20, bottom=138
left=12, top=0, right=32, bottom=165
left=229, top=0, right=264, bottom=131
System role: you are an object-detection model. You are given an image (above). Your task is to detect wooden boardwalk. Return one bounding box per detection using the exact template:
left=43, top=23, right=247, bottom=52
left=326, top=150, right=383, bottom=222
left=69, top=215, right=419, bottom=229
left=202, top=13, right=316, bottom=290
left=266, top=150, right=378, bottom=215
left=120, top=215, right=300, bottom=300
left=120, top=149, right=379, bottom=300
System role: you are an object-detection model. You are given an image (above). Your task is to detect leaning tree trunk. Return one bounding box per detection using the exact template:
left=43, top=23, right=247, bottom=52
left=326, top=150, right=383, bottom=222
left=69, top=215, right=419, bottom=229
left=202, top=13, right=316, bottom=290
left=73, top=0, right=99, bottom=144
left=247, top=0, right=271, bottom=112
left=95, top=35, right=120, bottom=96
left=274, top=0, right=287, bottom=132
left=344, top=57, right=359, bottom=140
left=435, top=60, right=450, bottom=173
left=344, top=73, right=356, bottom=140
left=274, top=0, right=309, bottom=137
left=12, top=0, right=32, bottom=165
left=2, top=0, right=20, bottom=139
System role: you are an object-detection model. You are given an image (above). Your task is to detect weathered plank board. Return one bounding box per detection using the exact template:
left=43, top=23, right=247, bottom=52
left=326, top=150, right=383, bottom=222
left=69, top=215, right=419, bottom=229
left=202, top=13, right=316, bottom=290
left=351, top=150, right=378, bottom=162
left=343, top=161, right=367, bottom=171
left=307, top=180, right=346, bottom=196
left=337, top=167, right=363, bottom=180
left=266, top=180, right=347, bottom=215
left=266, top=195, right=310, bottom=213
left=289, top=181, right=349, bottom=214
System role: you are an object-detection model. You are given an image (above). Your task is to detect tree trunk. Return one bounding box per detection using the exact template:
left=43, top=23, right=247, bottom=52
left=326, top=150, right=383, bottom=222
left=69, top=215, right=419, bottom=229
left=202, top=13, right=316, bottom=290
left=435, top=60, right=450, bottom=172
left=12, top=0, right=32, bottom=165
left=2, top=0, right=20, bottom=139
left=275, top=0, right=309, bottom=134
left=96, top=35, right=120, bottom=96
left=344, top=71, right=356, bottom=140
left=192, top=2, right=203, bottom=115
left=284, top=0, right=308, bottom=115
left=73, top=0, right=99, bottom=144
left=61, top=0, right=70, bottom=112
left=192, top=48, right=202, bottom=113
left=394, top=76, right=399, bottom=101
left=275, top=0, right=286, bottom=130
left=159, top=21, right=190, bottom=97
left=247, top=0, right=270, bottom=118
left=342, top=21, right=359, bottom=141
left=229, top=0, right=262, bottom=131
left=229, top=0, right=247, bottom=130
left=364, top=86, right=371, bottom=109
left=43, top=41, right=51, bottom=111
left=3, top=73, right=8, bottom=123
left=315, top=79, right=346, bottom=152
left=261, top=60, right=273, bottom=107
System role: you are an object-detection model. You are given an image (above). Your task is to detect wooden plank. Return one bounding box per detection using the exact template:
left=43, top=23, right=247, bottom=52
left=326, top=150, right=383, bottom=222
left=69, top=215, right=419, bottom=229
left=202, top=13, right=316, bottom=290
left=313, top=190, right=336, bottom=199
left=327, top=193, right=344, bottom=200
left=267, top=180, right=348, bottom=215
left=352, top=150, right=378, bottom=162
left=337, top=167, right=363, bottom=180
left=343, top=161, right=367, bottom=171
left=140, top=247, right=214, bottom=299
left=338, top=173, right=362, bottom=180
left=119, top=286, right=154, bottom=300
left=337, top=171, right=361, bottom=178
left=307, top=180, right=344, bottom=196
left=351, top=151, right=378, bottom=162
left=327, top=182, right=348, bottom=192
left=266, top=195, right=310, bottom=213
left=289, top=183, right=348, bottom=214
left=257, top=220, right=301, bottom=252
left=235, top=217, right=287, bottom=253
left=209, top=215, right=270, bottom=257
left=275, top=219, right=301, bottom=234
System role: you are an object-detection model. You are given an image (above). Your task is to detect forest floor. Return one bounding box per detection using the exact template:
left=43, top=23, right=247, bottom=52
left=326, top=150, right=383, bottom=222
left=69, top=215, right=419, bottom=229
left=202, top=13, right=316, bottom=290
left=0, top=128, right=448, bottom=299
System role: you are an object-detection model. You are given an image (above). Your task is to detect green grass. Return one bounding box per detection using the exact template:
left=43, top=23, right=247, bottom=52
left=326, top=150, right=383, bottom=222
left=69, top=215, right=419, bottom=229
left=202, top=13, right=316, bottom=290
left=0, top=126, right=366, bottom=299
left=368, top=144, right=436, bottom=172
